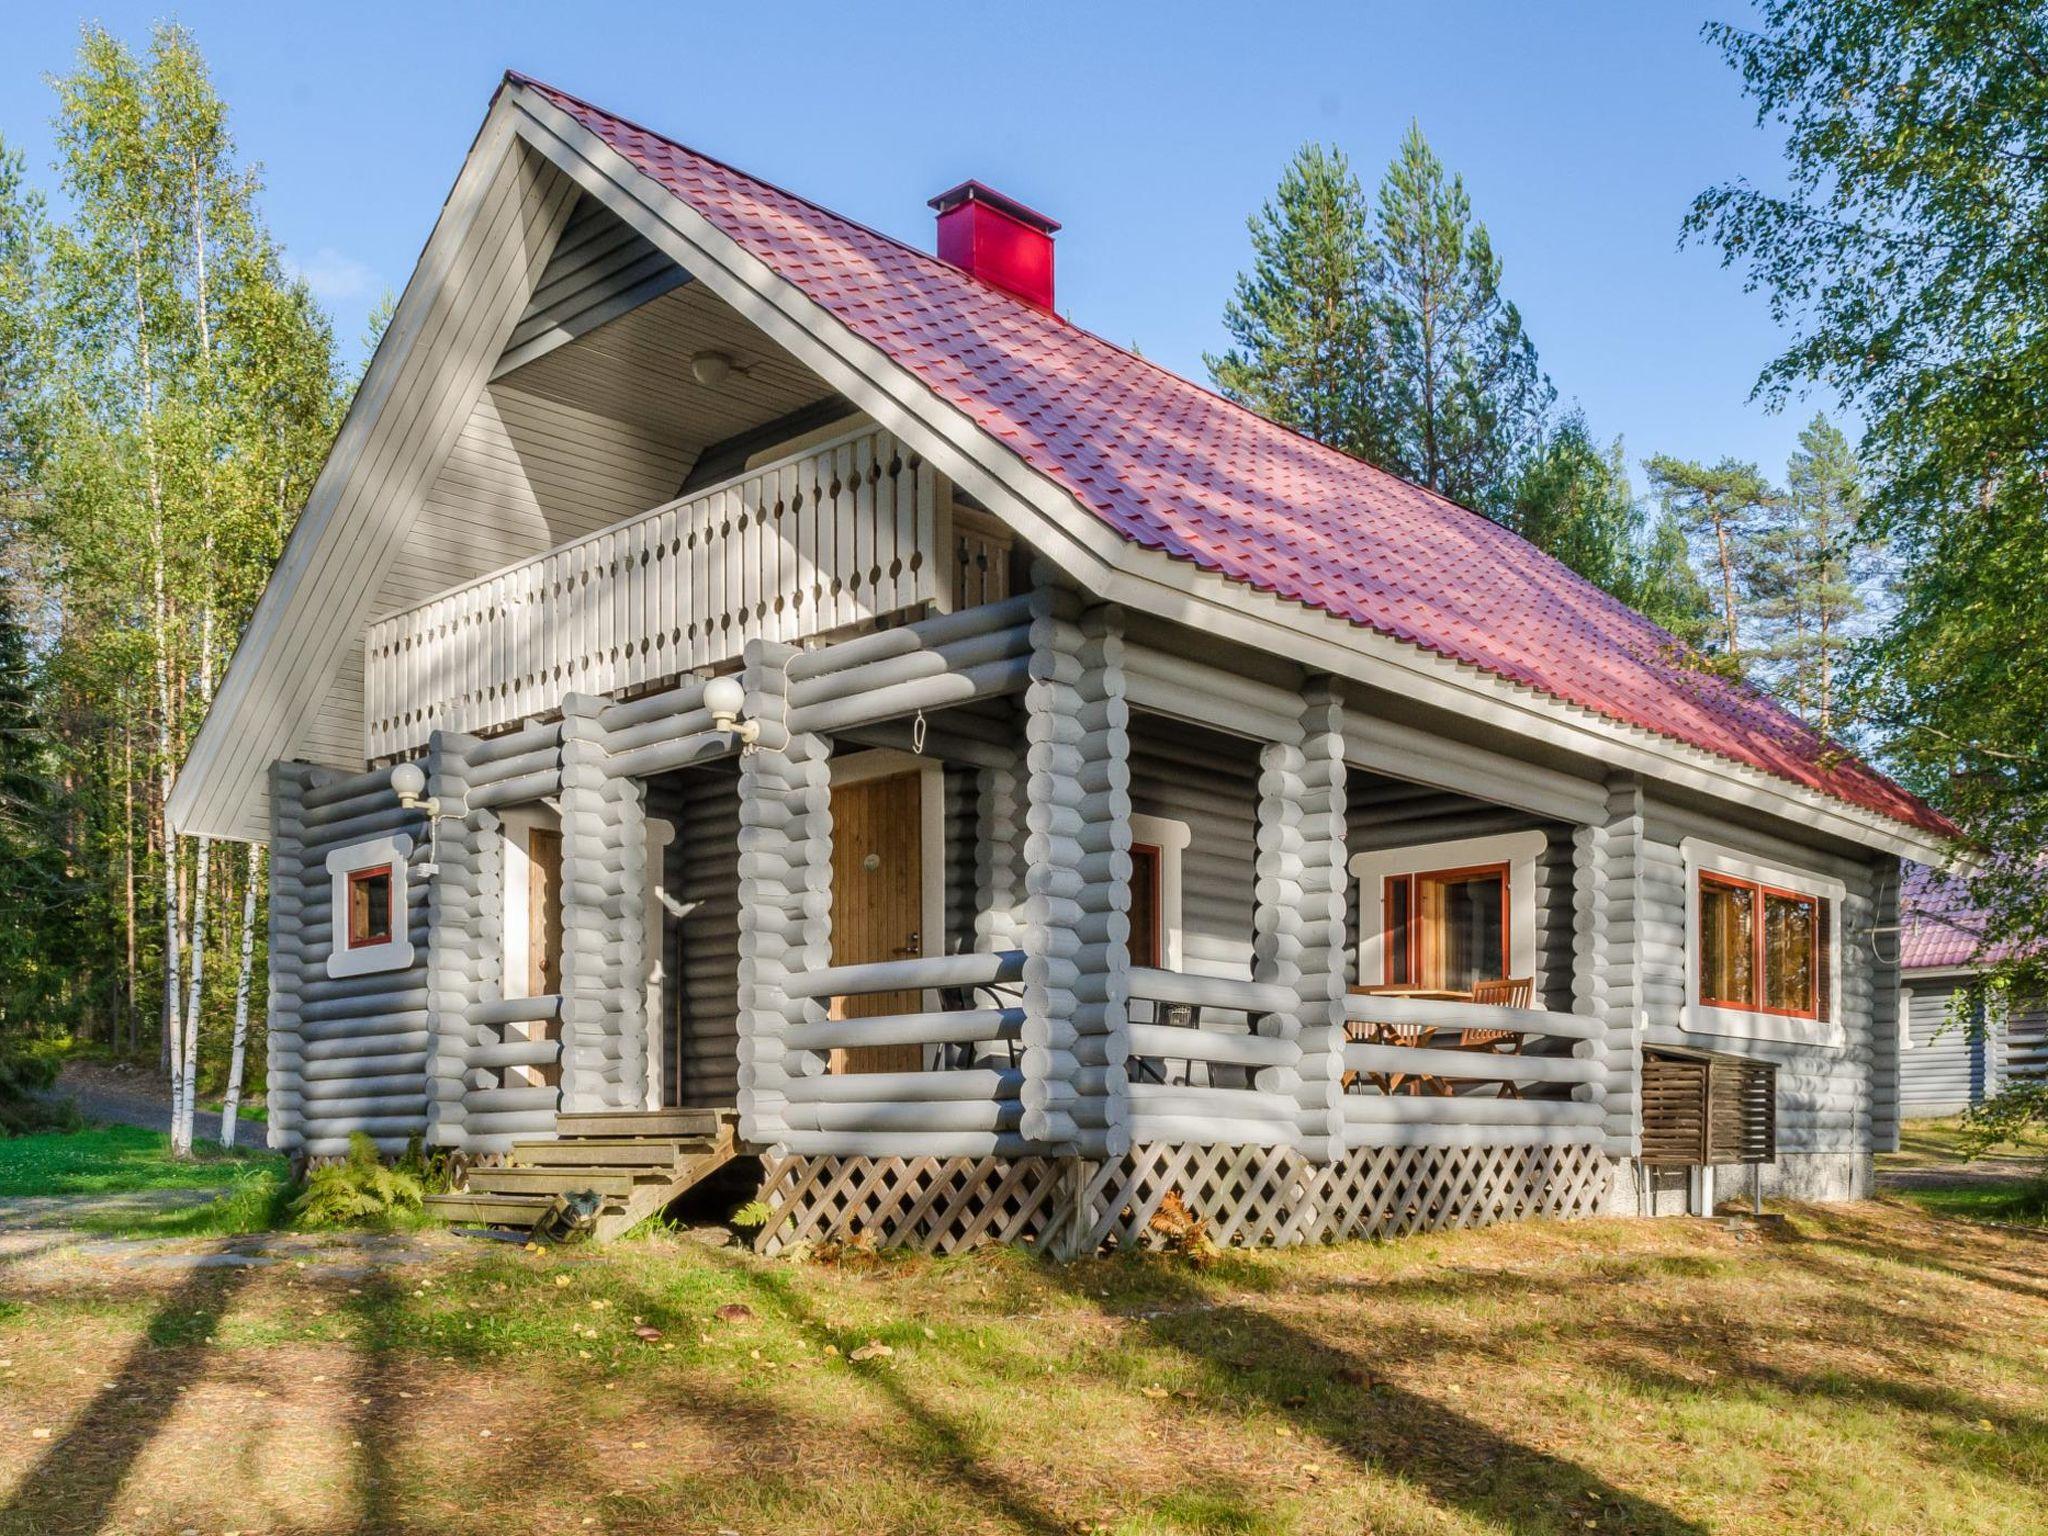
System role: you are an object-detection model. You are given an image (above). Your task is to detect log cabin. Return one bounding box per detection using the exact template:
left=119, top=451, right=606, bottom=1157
left=1896, top=865, right=2047, bottom=1118
left=169, top=73, right=1960, bottom=1250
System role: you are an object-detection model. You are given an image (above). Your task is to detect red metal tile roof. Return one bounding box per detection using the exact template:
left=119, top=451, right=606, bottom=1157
left=515, top=74, right=1953, bottom=839
left=1901, top=863, right=1995, bottom=972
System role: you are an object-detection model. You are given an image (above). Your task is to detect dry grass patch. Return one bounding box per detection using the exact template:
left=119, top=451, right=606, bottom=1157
left=1, top=1200, right=2043, bottom=1534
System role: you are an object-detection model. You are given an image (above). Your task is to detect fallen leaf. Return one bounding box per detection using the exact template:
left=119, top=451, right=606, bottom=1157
left=630, top=1440, right=649, bottom=1450
left=1139, top=1385, right=1168, bottom=1399
left=554, top=1275, right=572, bottom=1288
left=30, top=1429, right=50, bottom=1440
left=849, top=1341, right=894, bottom=1362
left=715, top=1303, right=753, bottom=1323
left=634, top=1326, right=663, bottom=1342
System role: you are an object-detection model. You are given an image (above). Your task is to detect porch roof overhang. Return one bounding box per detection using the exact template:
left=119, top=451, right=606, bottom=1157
left=171, top=73, right=1958, bottom=868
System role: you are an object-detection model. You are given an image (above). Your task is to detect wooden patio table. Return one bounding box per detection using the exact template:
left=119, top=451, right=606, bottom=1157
left=1344, top=985, right=1475, bottom=1094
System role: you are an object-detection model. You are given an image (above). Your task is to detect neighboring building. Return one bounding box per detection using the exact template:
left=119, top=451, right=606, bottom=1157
left=169, top=74, right=1958, bottom=1250
left=1897, top=864, right=2048, bottom=1118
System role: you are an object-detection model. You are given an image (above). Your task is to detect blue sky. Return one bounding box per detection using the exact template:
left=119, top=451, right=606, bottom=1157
left=1, top=1, right=1830, bottom=485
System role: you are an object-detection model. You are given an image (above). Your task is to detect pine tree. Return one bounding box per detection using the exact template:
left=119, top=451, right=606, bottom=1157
left=1373, top=122, right=1550, bottom=518
left=1631, top=508, right=1720, bottom=655
left=1747, top=414, right=1867, bottom=730
left=1510, top=410, right=1640, bottom=596
left=1206, top=144, right=1387, bottom=461
left=1642, top=454, right=1778, bottom=665
left=1508, top=411, right=1718, bottom=653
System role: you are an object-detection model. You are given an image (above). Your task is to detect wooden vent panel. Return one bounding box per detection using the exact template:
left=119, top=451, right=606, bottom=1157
left=1641, top=1049, right=1776, bottom=1168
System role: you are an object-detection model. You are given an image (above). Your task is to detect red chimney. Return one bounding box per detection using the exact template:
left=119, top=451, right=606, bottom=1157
left=929, top=181, right=1059, bottom=311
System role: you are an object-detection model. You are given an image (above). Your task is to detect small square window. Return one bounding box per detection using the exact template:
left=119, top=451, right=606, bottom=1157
left=348, top=864, right=394, bottom=949
left=325, top=834, right=414, bottom=979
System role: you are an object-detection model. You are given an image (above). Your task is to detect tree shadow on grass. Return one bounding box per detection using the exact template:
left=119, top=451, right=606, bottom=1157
left=1793, top=1204, right=2048, bottom=1301
left=338, top=1270, right=602, bottom=1533
left=1046, top=1255, right=1713, bottom=1536
left=690, top=1249, right=1082, bottom=1536
left=0, top=1259, right=255, bottom=1534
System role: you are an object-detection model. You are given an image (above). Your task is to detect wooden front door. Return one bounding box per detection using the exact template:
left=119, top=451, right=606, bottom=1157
left=829, top=770, right=925, bottom=1074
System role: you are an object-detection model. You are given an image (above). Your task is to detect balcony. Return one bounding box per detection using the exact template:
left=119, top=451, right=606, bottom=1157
left=363, top=425, right=1013, bottom=759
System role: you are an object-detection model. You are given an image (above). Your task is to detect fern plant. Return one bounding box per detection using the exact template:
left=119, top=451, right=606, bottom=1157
left=289, top=1133, right=427, bottom=1228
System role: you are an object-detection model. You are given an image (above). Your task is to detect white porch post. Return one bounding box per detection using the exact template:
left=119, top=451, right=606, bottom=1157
left=734, top=640, right=831, bottom=1147
left=422, top=729, right=491, bottom=1149
left=1255, top=678, right=1349, bottom=1163
left=1576, top=774, right=1644, bottom=1161
left=556, top=694, right=649, bottom=1113
left=1019, top=582, right=1131, bottom=1158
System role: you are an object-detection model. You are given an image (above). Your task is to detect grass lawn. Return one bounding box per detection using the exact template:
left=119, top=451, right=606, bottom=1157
left=0, top=1124, right=293, bottom=1238
left=1880, top=1117, right=2048, bottom=1228
left=1, top=1199, right=2044, bottom=1535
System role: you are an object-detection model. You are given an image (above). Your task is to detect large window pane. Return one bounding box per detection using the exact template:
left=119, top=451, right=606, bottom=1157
left=1699, top=878, right=1754, bottom=1007
left=1763, top=891, right=1817, bottom=1015
left=1416, top=869, right=1505, bottom=990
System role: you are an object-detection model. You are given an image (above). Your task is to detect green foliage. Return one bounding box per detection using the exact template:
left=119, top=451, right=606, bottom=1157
left=1687, top=0, right=2048, bottom=983
left=1209, top=124, right=1552, bottom=524
left=1641, top=454, right=1778, bottom=667
left=1748, top=415, right=1872, bottom=732
left=0, top=1119, right=276, bottom=1195
left=1373, top=122, right=1551, bottom=520
left=728, top=1198, right=772, bottom=1231
left=1211, top=128, right=1735, bottom=648
left=1206, top=143, right=1386, bottom=461
left=0, top=23, right=344, bottom=1062
left=1956, top=1079, right=2048, bottom=1167
left=0, top=1038, right=80, bottom=1136
left=288, top=1132, right=427, bottom=1229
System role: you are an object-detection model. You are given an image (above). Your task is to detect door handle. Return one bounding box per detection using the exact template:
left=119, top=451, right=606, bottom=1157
left=892, top=930, right=921, bottom=956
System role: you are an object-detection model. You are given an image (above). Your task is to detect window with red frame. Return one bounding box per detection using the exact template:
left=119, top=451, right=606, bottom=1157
left=1382, top=864, right=1509, bottom=991
left=1699, top=873, right=1827, bottom=1019
left=347, top=864, right=394, bottom=950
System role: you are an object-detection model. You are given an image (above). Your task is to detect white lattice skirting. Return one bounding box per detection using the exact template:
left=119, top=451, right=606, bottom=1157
left=753, top=1141, right=1612, bottom=1258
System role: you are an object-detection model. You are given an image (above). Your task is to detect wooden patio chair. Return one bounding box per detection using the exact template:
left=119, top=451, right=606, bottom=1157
left=1445, top=976, right=1534, bottom=1097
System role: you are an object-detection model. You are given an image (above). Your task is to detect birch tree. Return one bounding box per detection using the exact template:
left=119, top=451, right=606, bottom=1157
left=8, top=24, right=340, bottom=1142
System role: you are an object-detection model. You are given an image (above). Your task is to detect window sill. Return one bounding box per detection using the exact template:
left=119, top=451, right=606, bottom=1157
left=1680, top=1003, right=1845, bottom=1052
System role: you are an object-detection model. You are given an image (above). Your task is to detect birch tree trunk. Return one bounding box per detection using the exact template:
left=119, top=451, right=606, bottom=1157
left=134, top=233, right=187, bottom=1144
left=174, top=145, right=219, bottom=1155
left=221, top=842, right=261, bottom=1149
left=178, top=570, right=215, bottom=1152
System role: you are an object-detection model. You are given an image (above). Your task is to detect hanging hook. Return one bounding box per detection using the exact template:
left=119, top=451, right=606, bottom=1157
left=911, top=707, right=928, bottom=756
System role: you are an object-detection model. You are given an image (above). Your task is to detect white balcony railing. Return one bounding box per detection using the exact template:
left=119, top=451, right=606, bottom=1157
left=365, top=425, right=989, bottom=759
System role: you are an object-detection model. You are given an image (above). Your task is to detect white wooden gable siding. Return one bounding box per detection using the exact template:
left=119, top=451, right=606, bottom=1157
left=365, top=424, right=942, bottom=758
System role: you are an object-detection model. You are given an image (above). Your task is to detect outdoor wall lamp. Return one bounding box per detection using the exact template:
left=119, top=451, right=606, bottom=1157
left=389, top=761, right=438, bottom=818
left=389, top=761, right=471, bottom=878
left=703, top=675, right=760, bottom=745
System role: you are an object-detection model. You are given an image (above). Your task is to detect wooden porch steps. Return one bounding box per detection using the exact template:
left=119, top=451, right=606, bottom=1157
left=425, top=1109, right=741, bottom=1242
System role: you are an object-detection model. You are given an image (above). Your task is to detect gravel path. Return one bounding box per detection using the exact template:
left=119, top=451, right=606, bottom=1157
left=51, top=1061, right=253, bottom=1147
